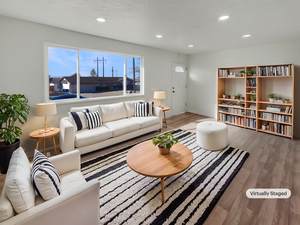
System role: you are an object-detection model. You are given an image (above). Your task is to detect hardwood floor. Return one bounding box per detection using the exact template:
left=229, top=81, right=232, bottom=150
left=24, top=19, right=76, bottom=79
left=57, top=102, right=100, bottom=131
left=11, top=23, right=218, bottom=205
left=1, top=112, right=299, bottom=225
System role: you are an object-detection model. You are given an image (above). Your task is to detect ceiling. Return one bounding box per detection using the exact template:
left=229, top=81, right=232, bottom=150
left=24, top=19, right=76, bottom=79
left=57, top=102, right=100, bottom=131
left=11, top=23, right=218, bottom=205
left=1, top=0, right=300, bottom=55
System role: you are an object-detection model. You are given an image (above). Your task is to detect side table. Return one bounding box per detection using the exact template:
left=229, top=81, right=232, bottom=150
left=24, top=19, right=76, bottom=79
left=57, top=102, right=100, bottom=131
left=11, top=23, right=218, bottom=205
left=161, top=107, right=170, bottom=128
left=30, top=128, right=60, bottom=155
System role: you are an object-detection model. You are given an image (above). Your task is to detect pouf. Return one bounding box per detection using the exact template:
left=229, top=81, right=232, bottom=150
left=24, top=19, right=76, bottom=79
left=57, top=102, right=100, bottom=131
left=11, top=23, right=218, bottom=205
left=196, top=121, right=228, bottom=151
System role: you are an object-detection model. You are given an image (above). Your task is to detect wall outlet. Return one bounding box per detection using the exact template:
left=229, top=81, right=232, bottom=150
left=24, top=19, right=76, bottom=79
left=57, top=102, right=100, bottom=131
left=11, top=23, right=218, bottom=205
left=46, top=152, right=51, bottom=157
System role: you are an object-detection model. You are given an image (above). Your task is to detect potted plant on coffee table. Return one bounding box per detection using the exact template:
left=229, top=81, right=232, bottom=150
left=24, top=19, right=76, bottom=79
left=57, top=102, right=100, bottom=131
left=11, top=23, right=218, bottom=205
left=152, top=133, right=178, bottom=155
left=0, top=94, right=30, bottom=174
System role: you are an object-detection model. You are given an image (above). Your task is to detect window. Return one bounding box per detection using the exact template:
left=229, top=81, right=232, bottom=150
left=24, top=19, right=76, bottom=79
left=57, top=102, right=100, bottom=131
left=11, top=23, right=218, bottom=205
left=47, top=45, right=143, bottom=101
left=175, top=66, right=184, bottom=73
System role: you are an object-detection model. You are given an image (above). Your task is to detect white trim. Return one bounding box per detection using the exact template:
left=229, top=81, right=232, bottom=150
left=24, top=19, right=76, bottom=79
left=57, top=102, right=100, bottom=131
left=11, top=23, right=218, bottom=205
left=44, top=43, right=144, bottom=104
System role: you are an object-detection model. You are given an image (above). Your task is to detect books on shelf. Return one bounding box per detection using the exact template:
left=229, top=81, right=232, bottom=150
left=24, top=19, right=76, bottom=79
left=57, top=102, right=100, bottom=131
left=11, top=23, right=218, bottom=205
left=266, top=105, right=281, bottom=112
left=219, top=69, right=229, bottom=77
left=284, top=106, right=293, bottom=114
left=228, top=108, right=245, bottom=115
left=228, top=74, right=237, bottom=77
left=267, top=122, right=292, bottom=136
left=258, top=65, right=292, bottom=76
left=246, top=118, right=256, bottom=128
left=246, top=78, right=256, bottom=87
left=219, top=113, right=244, bottom=126
left=247, top=110, right=256, bottom=117
left=249, top=104, right=256, bottom=109
left=260, top=112, right=292, bottom=123
left=221, top=102, right=244, bottom=107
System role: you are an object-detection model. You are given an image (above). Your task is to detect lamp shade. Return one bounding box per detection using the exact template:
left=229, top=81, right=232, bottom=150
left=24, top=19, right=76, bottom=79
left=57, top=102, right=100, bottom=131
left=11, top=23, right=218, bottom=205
left=35, top=103, right=57, bottom=116
left=154, top=91, right=166, bottom=99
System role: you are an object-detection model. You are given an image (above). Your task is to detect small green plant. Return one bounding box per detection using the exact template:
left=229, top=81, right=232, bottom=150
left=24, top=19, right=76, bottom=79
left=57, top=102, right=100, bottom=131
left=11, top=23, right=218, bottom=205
left=0, top=94, right=30, bottom=145
left=236, top=94, right=242, bottom=98
left=267, top=93, right=276, bottom=99
left=284, top=98, right=290, bottom=101
left=152, top=133, right=178, bottom=150
left=247, top=71, right=252, bottom=75
left=278, top=97, right=282, bottom=100
left=250, top=94, right=256, bottom=100
left=223, top=92, right=226, bottom=95
left=239, top=70, right=245, bottom=76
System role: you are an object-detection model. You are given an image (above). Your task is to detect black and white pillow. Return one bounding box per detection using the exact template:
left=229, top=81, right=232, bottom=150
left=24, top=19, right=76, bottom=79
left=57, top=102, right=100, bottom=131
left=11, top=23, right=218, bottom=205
left=83, top=110, right=102, bottom=129
left=31, top=150, right=61, bottom=201
left=138, top=102, right=155, bottom=116
left=68, top=109, right=89, bottom=131
left=134, top=102, right=149, bottom=117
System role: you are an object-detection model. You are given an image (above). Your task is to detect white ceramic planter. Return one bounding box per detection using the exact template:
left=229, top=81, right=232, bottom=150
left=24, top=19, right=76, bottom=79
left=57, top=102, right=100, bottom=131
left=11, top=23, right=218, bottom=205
left=269, top=98, right=275, bottom=103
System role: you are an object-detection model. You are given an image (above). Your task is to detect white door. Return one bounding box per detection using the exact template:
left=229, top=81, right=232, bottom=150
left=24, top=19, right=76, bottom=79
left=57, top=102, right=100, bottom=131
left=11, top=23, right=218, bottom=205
left=172, top=62, right=187, bottom=115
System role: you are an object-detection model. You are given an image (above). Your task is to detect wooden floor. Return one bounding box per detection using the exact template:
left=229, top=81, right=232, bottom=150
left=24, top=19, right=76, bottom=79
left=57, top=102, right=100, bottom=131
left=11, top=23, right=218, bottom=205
left=1, top=112, right=299, bottom=225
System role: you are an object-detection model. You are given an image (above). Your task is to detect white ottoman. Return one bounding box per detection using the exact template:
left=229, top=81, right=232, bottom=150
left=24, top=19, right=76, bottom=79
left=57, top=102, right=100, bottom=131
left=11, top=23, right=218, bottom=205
left=196, top=121, right=228, bottom=151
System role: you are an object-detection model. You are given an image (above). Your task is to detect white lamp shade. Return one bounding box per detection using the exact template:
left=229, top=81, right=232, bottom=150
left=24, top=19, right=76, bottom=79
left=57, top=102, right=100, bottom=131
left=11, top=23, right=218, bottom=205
left=35, top=103, right=57, bottom=116
left=154, top=91, right=166, bottom=99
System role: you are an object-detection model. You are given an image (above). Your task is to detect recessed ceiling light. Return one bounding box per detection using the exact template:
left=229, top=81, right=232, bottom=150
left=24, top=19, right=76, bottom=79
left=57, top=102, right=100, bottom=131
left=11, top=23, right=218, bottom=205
left=97, top=18, right=106, bottom=22
left=219, top=16, right=229, bottom=20
left=188, top=45, right=194, bottom=48
left=156, top=35, right=162, bottom=38
left=243, top=34, right=251, bottom=38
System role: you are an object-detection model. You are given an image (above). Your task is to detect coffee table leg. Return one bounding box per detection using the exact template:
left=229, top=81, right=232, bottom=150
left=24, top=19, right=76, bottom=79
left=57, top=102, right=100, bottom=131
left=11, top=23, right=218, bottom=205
left=161, top=177, right=165, bottom=203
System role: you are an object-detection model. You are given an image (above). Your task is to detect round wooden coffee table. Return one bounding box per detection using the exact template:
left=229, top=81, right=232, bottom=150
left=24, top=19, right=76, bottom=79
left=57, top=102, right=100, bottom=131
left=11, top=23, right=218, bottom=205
left=126, top=140, right=193, bottom=203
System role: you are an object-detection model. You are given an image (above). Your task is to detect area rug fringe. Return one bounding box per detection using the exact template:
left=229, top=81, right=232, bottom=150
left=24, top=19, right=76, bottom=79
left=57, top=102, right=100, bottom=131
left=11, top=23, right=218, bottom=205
left=81, top=129, right=249, bottom=225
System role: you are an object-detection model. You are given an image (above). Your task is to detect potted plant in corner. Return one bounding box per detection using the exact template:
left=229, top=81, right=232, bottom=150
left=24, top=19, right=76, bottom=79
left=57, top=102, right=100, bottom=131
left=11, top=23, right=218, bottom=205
left=152, top=133, right=178, bottom=155
left=267, top=93, right=276, bottom=103
left=0, top=94, right=30, bottom=174
left=250, top=94, right=256, bottom=101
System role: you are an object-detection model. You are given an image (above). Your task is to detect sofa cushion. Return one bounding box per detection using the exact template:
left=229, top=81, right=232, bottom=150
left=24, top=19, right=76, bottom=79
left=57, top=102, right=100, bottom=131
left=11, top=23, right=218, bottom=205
left=0, top=187, right=15, bottom=222
left=60, top=171, right=86, bottom=193
left=70, top=105, right=100, bottom=113
left=129, top=116, right=160, bottom=129
left=75, top=126, right=112, bottom=148
left=104, top=119, right=140, bottom=137
left=100, top=102, right=127, bottom=123
left=5, top=147, right=35, bottom=214
left=31, top=150, right=61, bottom=201
left=83, top=110, right=102, bottom=129
left=124, top=100, right=143, bottom=117
left=68, top=109, right=88, bottom=131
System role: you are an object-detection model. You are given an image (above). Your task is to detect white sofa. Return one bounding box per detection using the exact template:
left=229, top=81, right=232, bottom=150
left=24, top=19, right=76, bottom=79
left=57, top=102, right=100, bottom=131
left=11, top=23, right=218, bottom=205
left=59, top=101, right=163, bottom=155
left=0, top=149, right=100, bottom=225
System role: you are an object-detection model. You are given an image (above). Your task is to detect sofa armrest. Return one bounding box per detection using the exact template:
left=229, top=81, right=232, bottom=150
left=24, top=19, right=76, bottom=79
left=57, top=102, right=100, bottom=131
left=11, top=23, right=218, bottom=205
left=154, top=107, right=163, bottom=128
left=59, top=117, right=75, bottom=153
left=1, top=180, right=100, bottom=225
left=49, top=150, right=81, bottom=175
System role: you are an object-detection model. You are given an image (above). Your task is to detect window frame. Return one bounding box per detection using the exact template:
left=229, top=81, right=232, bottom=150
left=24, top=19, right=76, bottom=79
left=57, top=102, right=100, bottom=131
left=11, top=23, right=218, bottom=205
left=44, top=43, right=144, bottom=104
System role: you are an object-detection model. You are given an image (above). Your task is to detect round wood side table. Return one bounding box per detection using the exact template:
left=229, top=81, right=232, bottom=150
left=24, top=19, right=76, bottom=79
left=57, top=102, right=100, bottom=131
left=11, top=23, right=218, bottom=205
left=161, top=107, right=170, bottom=128
left=30, top=128, right=60, bottom=155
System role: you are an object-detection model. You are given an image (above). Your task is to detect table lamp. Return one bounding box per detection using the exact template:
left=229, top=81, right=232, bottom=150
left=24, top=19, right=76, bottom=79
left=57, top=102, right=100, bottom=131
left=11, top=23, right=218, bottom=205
left=154, top=91, right=166, bottom=108
left=35, top=103, right=57, bottom=133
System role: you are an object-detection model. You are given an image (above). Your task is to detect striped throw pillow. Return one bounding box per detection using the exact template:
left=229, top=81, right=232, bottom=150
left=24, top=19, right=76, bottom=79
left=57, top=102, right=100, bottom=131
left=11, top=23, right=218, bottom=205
left=83, top=110, right=102, bottom=129
left=139, top=101, right=155, bottom=116
left=68, top=109, right=89, bottom=131
left=134, top=102, right=149, bottom=117
left=31, top=150, right=61, bottom=201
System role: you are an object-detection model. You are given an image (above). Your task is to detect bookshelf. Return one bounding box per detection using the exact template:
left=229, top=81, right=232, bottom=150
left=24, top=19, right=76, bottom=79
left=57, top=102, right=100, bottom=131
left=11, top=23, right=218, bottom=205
left=217, top=63, right=294, bottom=139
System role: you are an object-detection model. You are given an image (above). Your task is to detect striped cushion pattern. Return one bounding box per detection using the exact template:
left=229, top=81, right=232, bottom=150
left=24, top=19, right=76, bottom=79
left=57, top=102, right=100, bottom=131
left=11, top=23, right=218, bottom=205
left=31, top=150, right=61, bottom=201
left=134, top=102, right=149, bottom=117
left=83, top=110, right=102, bottom=129
left=68, top=109, right=89, bottom=131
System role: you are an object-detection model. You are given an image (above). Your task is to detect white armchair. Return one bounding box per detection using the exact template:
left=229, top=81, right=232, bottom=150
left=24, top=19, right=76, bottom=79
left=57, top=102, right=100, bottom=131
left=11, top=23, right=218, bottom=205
left=0, top=150, right=100, bottom=225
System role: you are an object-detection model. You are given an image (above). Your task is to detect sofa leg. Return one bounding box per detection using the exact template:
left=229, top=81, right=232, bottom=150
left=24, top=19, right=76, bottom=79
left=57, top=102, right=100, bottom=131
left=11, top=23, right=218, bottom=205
left=159, top=129, right=161, bottom=132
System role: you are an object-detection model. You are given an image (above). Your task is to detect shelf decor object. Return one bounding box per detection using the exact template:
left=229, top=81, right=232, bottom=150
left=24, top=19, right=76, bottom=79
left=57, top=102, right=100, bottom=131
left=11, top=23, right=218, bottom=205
left=217, top=63, right=294, bottom=139
left=154, top=91, right=166, bottom=108
left=35, top=103, right=57, bottom=133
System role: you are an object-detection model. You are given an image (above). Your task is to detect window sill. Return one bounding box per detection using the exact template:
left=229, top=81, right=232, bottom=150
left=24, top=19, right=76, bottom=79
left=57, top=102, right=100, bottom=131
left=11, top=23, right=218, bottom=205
left=49, top=93, right=145, bottom=105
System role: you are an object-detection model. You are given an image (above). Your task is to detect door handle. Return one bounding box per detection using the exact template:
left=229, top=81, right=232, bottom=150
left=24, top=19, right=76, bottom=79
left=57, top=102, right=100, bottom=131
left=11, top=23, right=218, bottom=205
left=173, top=91, right=175, bottom=93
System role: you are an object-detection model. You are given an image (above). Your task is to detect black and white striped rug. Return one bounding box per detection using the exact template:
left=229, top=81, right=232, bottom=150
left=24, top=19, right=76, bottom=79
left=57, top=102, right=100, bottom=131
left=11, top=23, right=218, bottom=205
left=81, top=129, right=249, bottom=225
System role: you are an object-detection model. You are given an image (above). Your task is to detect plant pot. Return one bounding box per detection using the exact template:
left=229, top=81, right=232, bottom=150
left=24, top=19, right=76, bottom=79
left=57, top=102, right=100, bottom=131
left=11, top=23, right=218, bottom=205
left=262, top=125, right=266, bottom=130
left=232, top=96, right=236, bottom=99
left=0, top=139, right=20, bottom=174
left=269, top=98, right=275, bottom=103
left=223, top=95, right=226, bottom=98
left=251, top=99, right=255, bottom=101
left=285, top=101, right=289, bottom=103
left=158, top=146, right=170, bottom=155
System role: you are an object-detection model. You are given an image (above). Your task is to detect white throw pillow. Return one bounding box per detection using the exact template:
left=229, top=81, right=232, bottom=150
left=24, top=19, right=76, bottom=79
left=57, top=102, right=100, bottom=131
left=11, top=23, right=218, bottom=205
left=124, top=100, right=143, bottom=117
left=5, top=147, right=35, bottom=214
left=31, top=150, right=61, bottom=201
left=100, top=102, right=127, bottom=123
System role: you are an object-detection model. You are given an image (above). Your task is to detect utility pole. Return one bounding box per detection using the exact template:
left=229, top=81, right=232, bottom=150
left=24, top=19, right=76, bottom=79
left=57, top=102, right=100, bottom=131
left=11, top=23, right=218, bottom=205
left=94, top=57, right=100, bottom=77
left=133, top=58, right=136, bottom=93
left=99, top=57, right=107, bottom=77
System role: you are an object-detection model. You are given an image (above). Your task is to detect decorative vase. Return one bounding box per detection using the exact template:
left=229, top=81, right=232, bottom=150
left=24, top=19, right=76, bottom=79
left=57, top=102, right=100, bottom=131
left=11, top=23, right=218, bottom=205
left=158, top=146, right=170, bottom=155
left=269, top=98, right=275, bottom=103
left=0, top=139, right=20, bottom=174
left=262, top=125, right=266, bottom=130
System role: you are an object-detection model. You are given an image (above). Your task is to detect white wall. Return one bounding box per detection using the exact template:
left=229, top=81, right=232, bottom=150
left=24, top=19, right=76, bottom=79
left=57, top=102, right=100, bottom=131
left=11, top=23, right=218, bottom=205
left=188, top=40, right=300, bottom=137
left=0, top=16, right=187, bottom=156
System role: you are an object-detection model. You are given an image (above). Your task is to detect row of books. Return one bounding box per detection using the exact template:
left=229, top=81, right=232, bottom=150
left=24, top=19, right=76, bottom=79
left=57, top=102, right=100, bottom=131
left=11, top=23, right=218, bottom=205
left=266, top=105, right=292, bottom=114
left=228, top=108, right=245, bottom=115
left=267, top=122, right=292, bottom=136
left=246, top=78, right=256, bottom=87
left=246, top=110, right=256, bottom=117
left=284, top=106, right=293, bottom=114
left=246, top=118, right=256, bottom=128
left=221, top=102, right=245, bottom=107
left=219, top=69, right=230, bottom=77
left=260, top=112, right=292, bottom=123
left=219, top=113, right=244, bottom=125
left=258, top=65, right=292, bottom=76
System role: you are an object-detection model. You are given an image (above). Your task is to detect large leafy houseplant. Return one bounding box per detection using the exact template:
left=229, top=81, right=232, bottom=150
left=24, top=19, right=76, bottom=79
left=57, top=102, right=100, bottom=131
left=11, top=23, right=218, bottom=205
left=0, top=94, right=30, bottom=145
left=152, top=133, right=178, bottom=155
